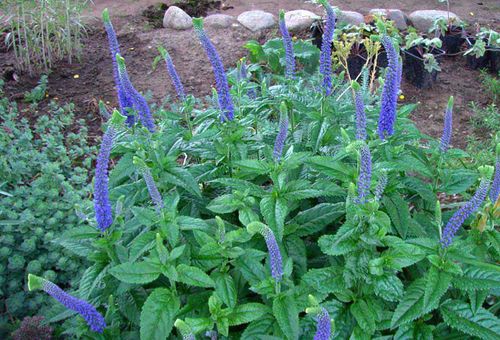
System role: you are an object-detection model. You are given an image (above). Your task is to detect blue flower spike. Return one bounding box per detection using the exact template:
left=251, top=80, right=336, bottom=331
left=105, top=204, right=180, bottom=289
left=28, top=274, right=106, bottom=333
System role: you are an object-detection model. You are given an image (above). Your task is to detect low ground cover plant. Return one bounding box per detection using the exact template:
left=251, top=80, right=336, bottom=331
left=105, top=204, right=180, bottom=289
left=0, top=79, right=96, bottom=328
left=21, top=1, right=500, bottom=339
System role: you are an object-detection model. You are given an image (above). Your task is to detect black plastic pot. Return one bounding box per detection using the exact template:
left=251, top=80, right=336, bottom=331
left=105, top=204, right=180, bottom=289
left=403, top=46, right=442, bottom=89
left=441, top=26, right=465, bottom=54
left=465, top=38, right=490, bottom=70
left=347, top=44, right=367, bottom=79
left=489, top=48, right=500, bottom=73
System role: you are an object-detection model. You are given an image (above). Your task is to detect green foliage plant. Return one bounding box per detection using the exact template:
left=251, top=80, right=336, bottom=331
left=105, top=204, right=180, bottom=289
left=0, top=79, right=96, bottom=324
left=24, top=10, right=500, bottom=340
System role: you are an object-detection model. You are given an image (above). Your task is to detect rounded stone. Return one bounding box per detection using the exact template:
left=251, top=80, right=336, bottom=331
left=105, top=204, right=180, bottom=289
left=163, top=6, right=192, bottom=30
left=409, top=10, right=460, bottom=32
left=369, top=9, right=409, bottom=30
left=204, top=14, right=235, bottom=28
left=284, top=10, right=320, bottom=32
left=237, top=10, right=276, bottom=32
left=337, top=11, right=364, bottom=26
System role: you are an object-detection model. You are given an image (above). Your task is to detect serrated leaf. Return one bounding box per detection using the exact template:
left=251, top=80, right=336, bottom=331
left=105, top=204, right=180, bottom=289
left=469, top=289, right=489, bottom=315
left=260, top=196, right=287, bottom=240
left=351, top=300, right=376, bottom=334
left=453, top=263, right=500, bottom=291
left=272, top=295, right=299, bottom=340
left=390, top=278, right=426, bottom=328
left=289, top=203, right=345, bottom=237
left=302, top=267, right=344, bottom=295
left=177, top=264, right=215, bottom=288
left=439, top=169, right=478, bottom=195
left=374, top=274, right=404, bottom=302
left=140, top=288, right=179, bottom=340
left=441, top=299, right=500, bottom=340
left=207, top=194, right=240, bottom=214
left=423, top=267, right=451, bottom=311
left=241, top=316, right=275, bottom=339
left=383, top=194, right=410, bottom=239
left=318, top=224, right=358, bottom=256
left=228, top=303, right=269, bottom=326
left=109, top=262, right=161, bottom=284
left=129, top=232, right=155, bottom=262
left=213, top=272, right=237, bottom=308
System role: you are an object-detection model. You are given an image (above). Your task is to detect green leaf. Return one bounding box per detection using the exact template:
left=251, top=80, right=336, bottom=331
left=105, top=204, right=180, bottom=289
left=227, top=303, right=269, bottom=326
left=233, top=159, right=269, bottom=175
left=241, top=316, right=275, bottom=339
left=383, top=194, right=410, bottom=239
left=288, top=203, right=345, bottom=237
left=469, top=289, right=489, bottom=315
left=140, top=288, right=180, bottom=340
left=177, top=264, right=215, bottom=288
left=307, top=156, right=353, bottom=181
left=390, top=278, right=426, bottom=328
left=207, top=194, right=240, bottom=214
left=318, top=224, right=358, bottom=256
left=423, top=266, right=451, bottom=311
left=441, top=299, right=500, bottom=340
left=302, top=267, right=344, bottom=295
left=453, top=263, right=500, bottom=291
left=272, top=295, right=299, bottom=340
left=213, top=272, right=237, bottom=308
left=351, top=300, right=376, bottom=334
left=163, top=167, right=202, bottom=197
left=374, top=274, right=404, bottom=302
left=129, top=232, right=156, bottom=262
left=439, top=169, right=478, bottom=195
left=109, top=262, right=161, bottom=284
left=260, top=196, right=287, bottom=240
left=402, top=177, right=435, bottom=203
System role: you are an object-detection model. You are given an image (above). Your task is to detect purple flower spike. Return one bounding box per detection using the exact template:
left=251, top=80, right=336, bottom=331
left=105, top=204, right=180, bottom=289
left=374, top=172, right=388, bottom=201
left=28, top=275, right=106, bottom=333
left=261, top=226, right=283, bottom=281
left=318, top=0, right=336, bottom=95
left=142, top=167, right=164, bottom=214
left=314, top=308, right=332, bottom=340
left=116, top=54, right=155, bottom=132
left=441, top=178, right=491, bottom=248
left=193, top=18, right=234, bottom=121
left=377, top=36, right=401, bottom=140
left=273, top=112, right=289, bottom=161
left=490, top=158, right=500, bottom=203
left=102, top=9, right=135, bottom=126
left=354, top=91, right=367, bottom=141
left=94, top=126, right=115, bottom=232
left=357, top=145, right=372, bottom=203
left=159, top=46, right=186, bottom=101
left=440, top=96, right=454, bottom=153
left=279, top=10, right=295, bottom=78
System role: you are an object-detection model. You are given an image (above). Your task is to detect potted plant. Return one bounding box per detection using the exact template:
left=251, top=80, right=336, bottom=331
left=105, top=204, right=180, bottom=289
left=402, top=30, right=444, bottom=89
left=430, top=17, right=465, bottom=54
left=464, top=28, right=500, bottom=72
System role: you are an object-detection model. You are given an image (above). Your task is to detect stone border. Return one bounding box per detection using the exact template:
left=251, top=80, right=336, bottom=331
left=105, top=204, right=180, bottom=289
left=163, top=6, right=462, bottom=33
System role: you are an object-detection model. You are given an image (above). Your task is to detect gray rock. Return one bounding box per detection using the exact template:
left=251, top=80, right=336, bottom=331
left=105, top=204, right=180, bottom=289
left=204, top=14, right=235, bottom=28
left=409, top=10, right=460, bottom=32
left=237, top=10, right=276, bottom=31
left=163, top=6, right=192, bottom=30
left=337, top=11, right=364, bottom=26
left=284, top=10, right=320, bottom=32
left=369, top=9, right=409, bottom=30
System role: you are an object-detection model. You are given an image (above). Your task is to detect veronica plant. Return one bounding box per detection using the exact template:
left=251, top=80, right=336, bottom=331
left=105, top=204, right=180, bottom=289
left=25, top=10, right=500, bottom=340
left=377, top=36, right=401, bottom=139
left=158, top=46, right=186, bottom=101
left=116, top=54, right=156, bottom=132
left=318, top=0, right=336, bottom=95
left=193, top=18, right=235, bottom=121
left=440, top=96, right=454, bottom=153
left=28, top=274, right=106, bottom=333
left=279, top=10, right=296, bottom=78
left=102, top=9, right=134, bottom=125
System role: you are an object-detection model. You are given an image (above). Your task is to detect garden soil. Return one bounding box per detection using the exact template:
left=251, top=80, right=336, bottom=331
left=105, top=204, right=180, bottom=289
left=1, top=0, right=499, bottom=147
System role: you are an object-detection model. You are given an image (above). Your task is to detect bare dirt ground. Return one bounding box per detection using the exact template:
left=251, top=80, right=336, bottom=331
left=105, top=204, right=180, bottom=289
left=1, top=0, right=499, bottom=147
